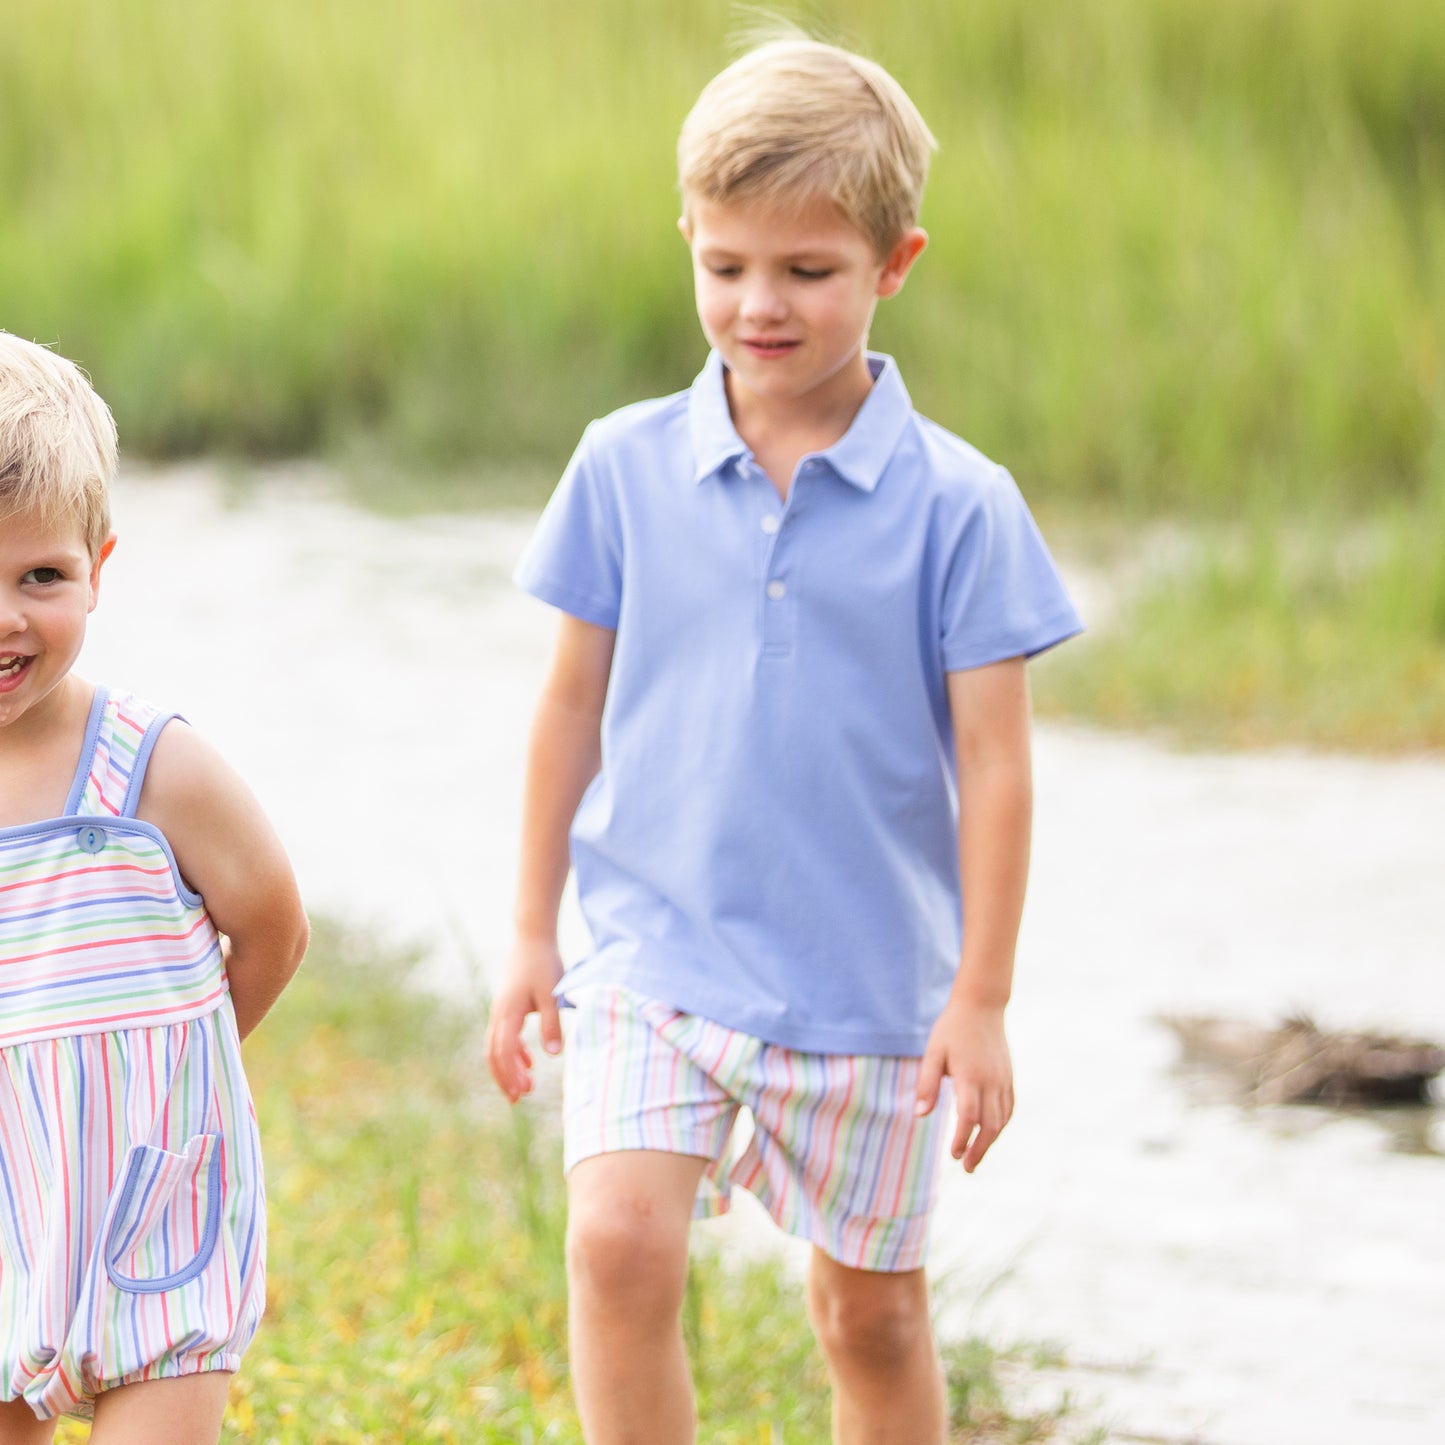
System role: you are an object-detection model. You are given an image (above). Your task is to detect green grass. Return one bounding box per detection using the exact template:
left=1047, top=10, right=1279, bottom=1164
left=57, top=925, right=1095, bottom=1442
left=1035, top=481, right=1445, bottom=751
left=4, top=0, right=1442, bottom=518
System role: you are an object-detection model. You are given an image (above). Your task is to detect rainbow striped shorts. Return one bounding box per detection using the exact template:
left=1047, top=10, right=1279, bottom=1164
left=563, top=987, right=951, bottom=1273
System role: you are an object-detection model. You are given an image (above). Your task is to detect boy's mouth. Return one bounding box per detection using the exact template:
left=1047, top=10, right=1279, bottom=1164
left=741, top=338, right=800, bottom=357
left=0, top=654, right=34, bottom=688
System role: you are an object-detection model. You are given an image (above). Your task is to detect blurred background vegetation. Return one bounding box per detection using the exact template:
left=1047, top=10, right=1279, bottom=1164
left=3, top=0, right=1443, bottom=746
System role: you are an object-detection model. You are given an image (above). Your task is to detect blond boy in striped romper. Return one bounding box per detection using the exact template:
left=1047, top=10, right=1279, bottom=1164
left=0, top=334, right=308, bottom=1443
left=486, top=36, right=1081, bottom=1445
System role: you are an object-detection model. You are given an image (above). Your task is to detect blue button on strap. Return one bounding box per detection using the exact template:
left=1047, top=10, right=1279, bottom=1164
left=76, top=825, right=107, bottom=854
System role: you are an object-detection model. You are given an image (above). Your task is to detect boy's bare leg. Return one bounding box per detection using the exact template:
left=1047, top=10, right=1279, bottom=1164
left=806, top=1249, right=945, bottom=1445
left=0, top=1399, right=55, bottom=1445
left=87, top=1372, right=231, bottom=1445
left=566, top=1150, right=709, bottom=1445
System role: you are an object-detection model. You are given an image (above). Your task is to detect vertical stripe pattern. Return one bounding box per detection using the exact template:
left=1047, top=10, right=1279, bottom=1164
left=563, top=987, right=950, bottom=1273
left=0, top=689, right=265, bottom=1420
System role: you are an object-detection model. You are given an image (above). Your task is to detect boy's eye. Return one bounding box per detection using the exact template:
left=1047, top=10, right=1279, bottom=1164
left=23, top=567, right=64, bottom=584
left=792, top=268, right=833, bottom=281
left=706, top=264, right=742, bottom=278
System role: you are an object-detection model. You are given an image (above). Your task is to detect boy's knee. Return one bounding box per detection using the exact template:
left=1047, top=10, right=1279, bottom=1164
left=566, top=1187, right=690, bottom=1314
left=807, top=1266, right=933, bottom=1373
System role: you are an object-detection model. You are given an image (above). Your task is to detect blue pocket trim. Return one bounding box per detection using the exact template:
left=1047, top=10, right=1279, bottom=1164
left=105, top=1140, right=224, bottom=1295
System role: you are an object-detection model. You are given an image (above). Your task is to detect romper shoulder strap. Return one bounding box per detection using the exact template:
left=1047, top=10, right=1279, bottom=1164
left=68, top=688, right=186, bottom=819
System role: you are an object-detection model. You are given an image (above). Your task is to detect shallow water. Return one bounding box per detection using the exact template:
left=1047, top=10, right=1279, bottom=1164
left=84, top=468, right=1445, bottom=1445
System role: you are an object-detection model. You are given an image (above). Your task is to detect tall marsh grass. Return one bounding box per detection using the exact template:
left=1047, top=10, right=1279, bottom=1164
left=4, top=0, right=1442, bottom=514
left=1033, top=474, right=1445, bottom=749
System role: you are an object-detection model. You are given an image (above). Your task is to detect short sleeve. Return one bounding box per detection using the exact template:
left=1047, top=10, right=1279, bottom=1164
left=939, top=467, right=1084, bottom=671
left=513, top=425, right=623, bottom=629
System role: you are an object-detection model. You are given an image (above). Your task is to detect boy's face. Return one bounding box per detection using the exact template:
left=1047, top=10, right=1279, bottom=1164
left=681, top=193, right=926, bottom=424
left=0, top=506, right=114, bottom=736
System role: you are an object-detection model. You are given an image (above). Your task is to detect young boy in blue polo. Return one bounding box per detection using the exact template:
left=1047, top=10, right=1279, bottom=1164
left=485, top=35, right=1082, bottom=1444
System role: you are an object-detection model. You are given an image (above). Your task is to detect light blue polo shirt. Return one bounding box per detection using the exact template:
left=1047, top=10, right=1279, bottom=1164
left=516, top=351, right=1082, bottom=1056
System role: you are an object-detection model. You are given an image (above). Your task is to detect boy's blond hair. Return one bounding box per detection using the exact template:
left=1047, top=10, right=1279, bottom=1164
left=0, top=333, right=116, bottom=558
left=678, top=36, right=936, bottom=257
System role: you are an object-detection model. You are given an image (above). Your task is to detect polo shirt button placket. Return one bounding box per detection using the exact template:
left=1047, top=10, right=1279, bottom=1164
left=762, top=515, right=794, bottom=651
left=759, top=464, right=799, bottom=654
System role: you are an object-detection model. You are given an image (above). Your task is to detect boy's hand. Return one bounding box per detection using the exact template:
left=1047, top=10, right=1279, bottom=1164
left=915, top=998, right=1014, bottom=1173
left=484, top=937, right=565, bottom=1103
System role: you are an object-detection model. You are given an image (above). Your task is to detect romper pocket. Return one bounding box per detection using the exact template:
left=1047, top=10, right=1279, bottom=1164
left=103, top=1135, right=224, bottom=1294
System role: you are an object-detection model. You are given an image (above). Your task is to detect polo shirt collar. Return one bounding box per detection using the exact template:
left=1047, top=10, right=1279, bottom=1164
left=687, top=350, right=913, bottom=493
left=687, top=351, right=749, bottom=483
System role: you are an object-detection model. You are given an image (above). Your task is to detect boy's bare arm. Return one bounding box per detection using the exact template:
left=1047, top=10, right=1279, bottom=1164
left=916, top=657, right=1033, bottom=1172
left=139, top=724, right=309, bottom=1040
left=485, top=613, right=615, bottom=1103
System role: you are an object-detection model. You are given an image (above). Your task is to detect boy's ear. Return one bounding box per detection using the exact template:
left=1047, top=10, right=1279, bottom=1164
left=876, top=228, right=928, bottom=299
left=87, top=533, right=117, bottom=613
left=677, top=213, right=693, bottom=244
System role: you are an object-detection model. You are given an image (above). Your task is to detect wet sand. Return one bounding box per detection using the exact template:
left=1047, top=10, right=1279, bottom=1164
left=84, top=468, right=1445, bottom=1445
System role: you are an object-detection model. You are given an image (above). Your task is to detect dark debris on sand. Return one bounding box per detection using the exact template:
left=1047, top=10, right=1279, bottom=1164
left=1157, top=1014, right=1445, bottom=1106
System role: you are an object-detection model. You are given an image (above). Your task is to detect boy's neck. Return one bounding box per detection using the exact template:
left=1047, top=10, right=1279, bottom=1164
left=0, top=673, right=95, bottom=827
left=724, top=358, right=875, bottom=499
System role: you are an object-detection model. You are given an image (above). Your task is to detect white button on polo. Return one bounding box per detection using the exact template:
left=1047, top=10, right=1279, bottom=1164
left=760, top=514, right=780, bottom=535
left=766, top=580, right=787, bottom=601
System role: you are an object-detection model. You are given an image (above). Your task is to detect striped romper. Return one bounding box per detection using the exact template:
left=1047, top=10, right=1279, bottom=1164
left=0, top=687, right=265, bottom=1420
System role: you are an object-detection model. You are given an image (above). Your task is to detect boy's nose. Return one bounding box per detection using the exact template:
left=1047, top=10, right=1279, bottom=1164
left=739, top=282, right=788, bottom=324
left=0, top=593, right=26, bottom=637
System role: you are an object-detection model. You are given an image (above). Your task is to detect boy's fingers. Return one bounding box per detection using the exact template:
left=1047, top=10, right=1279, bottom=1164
left=962, top=1114, right=995, bottom=1171
left=952, top=1122, right=969, bottom=1161
left=484, top=999, right=531, bottom=1099
left=961, top=1093, right=1009, bottom=1171
left=538, top=992, right=564, bottom=1056
left=484, top=1040, right=518, bottom=1098
left=952, top=1091, right=980, bottom=1160
left=500, top=1051, right=531, bottom=1103
left=962, top=1132, right=989, bottom=1172
left=914, top=1049, right=945, bottom=1116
